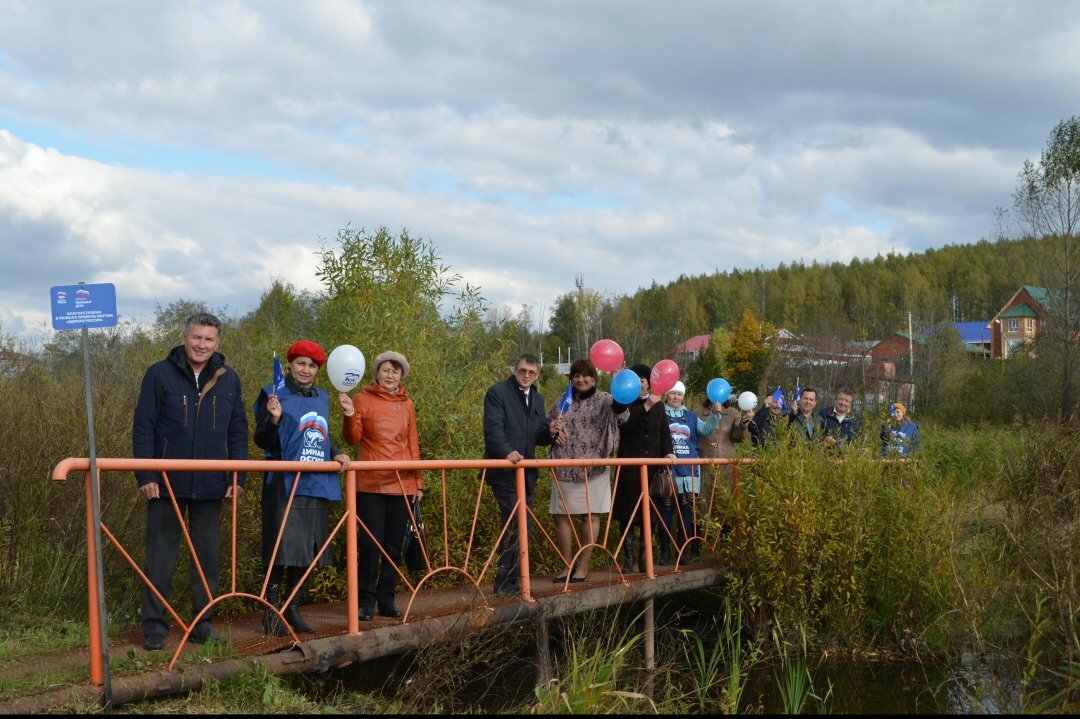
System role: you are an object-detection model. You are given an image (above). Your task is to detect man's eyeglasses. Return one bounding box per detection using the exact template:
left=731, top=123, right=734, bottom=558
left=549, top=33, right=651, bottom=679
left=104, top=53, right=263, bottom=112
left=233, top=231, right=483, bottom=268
left=515, top=367, right=539, bottom=377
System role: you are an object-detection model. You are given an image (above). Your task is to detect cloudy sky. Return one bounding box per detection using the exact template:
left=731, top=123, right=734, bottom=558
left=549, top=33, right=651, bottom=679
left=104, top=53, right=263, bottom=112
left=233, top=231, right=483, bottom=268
left=2, top=0, right=1078, bottom=340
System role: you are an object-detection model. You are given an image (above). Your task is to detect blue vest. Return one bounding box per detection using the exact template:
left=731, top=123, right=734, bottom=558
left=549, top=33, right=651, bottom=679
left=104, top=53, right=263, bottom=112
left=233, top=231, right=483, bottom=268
left=259, top=384, right=342, bottom=500
left=665, top=408, right=701, bottom=493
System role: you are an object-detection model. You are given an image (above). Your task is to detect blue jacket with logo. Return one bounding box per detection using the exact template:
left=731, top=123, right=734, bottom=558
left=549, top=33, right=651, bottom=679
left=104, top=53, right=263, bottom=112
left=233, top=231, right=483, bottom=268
left=253, top=382, right=342, bottom=500
left=664, top=405, right=719, bottom=493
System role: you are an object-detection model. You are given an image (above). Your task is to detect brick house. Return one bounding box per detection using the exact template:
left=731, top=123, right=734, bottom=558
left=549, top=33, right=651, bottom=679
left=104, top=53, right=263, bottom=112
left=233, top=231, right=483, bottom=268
left=673, top=333, right=713, bottom=367
left=988, top=285, right=1052, bottom=359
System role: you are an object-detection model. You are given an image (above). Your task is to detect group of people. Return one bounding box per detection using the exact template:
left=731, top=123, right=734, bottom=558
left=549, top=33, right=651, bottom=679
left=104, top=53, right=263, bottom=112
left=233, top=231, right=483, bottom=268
left=746, top=385, right=919, bottom=457
left=484, top=357, right=731, bottom=593
left=130, top=312, right=916, bottom=651
left=132, top=313, right=421, bottom=650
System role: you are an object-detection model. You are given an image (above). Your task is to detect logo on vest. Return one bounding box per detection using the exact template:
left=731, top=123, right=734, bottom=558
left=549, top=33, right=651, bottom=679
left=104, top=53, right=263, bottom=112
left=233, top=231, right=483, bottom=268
left=297, top=411, right=329, bottom=462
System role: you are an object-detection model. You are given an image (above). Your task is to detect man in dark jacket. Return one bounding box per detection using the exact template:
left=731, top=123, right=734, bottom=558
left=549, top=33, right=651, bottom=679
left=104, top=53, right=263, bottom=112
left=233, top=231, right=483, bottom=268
left=787, top=387, right=820, bottom=442
left=818, top=387, right=863, bottom=447
left=482, top=354, right=560, bottom=595
left=749, top=394, right=783, bottom=447
left=132, top=312, right=248, bottom=650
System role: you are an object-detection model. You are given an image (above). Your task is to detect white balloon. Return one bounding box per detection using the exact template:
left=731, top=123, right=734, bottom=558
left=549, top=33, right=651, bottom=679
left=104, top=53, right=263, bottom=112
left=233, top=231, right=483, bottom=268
left=737, top=391, right=758, bottom=412
left=326, top=344, right=366, bottom=393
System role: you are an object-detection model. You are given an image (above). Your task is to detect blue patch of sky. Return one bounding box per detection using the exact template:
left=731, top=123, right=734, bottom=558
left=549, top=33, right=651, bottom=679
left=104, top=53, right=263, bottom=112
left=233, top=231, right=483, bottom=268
left=820, top=194, right=893, bottom=233
left=0, top=114, right=333, bottom=183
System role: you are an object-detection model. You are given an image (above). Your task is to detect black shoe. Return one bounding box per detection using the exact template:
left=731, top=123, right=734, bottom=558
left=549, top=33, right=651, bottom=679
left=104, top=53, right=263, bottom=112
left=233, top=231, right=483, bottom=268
left=283, top=602, right=315, bottom=634
left=553, top=575, right=568, bottom=583
left=143, top=635, right=164, bottom=651
left=569, top=573, right=589, bottom=584
left=377, top=604, right=403, bottom=618
left=658, top=550, right=672, bottom=566
left=262, top=581, right=289, bottom=636
left=358, top=607, right=374, bottom=622
left=190, top=629, right=224, bottom=645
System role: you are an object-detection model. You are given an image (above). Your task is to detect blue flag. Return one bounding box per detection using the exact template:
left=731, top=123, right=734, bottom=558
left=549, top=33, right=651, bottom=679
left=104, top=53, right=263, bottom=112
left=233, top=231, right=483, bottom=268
left=556, top=381, right=573, bottom=414
left=794, top=385, right=803, bottom=404
left=772, top=385, right=787, bottom=413
left=272, top=355, right=286, bottom=395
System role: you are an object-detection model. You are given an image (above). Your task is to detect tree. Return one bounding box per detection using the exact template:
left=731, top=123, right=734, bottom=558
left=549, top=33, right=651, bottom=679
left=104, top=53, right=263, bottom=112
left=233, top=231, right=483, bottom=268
left=314, top=225, right=508, bottom=458
left=916, top=325, right=971, bottom=416
left=724, top=308, right=776, bottom=395
left=1013, top=116, right=1080, bottom=424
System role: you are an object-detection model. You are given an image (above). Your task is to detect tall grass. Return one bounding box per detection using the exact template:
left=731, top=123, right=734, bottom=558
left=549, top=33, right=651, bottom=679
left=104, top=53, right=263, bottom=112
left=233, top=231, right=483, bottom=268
left=723, top=420, right=962, bottom=651
left=680, top=596, right=761, bottom=713
left=991, top=425, right=1079, bottom=712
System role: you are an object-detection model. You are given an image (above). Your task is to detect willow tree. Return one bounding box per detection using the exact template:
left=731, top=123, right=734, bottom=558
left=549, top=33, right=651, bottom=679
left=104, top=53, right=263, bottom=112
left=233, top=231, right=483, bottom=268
left=314, top=225, right=508, bottom=459
left=1014, top=117, right=1080, bottom=424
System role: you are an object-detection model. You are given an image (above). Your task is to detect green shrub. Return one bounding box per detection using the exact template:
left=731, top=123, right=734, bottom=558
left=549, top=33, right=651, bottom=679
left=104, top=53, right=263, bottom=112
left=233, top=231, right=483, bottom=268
left=721, top=425, right=957, bottom=650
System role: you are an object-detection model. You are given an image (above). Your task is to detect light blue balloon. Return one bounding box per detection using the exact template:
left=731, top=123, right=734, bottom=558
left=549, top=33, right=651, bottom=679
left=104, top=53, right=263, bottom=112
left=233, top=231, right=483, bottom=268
left=610, top=369, right=642, bottom=405
left=706, top=378, right=732, bottom=404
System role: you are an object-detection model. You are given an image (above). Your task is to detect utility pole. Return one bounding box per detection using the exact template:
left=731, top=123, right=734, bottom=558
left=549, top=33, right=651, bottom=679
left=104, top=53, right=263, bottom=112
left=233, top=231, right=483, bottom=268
left=760, top=266, right=766, bottom=317
left=538, top=302, right=545, bottom=366
left=908, top=311, right=915, bottom=414
left=575, top=273, right=585, bottom=359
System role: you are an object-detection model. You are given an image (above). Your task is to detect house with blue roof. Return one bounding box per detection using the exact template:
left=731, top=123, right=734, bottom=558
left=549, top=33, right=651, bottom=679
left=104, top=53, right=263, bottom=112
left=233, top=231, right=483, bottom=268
left=988, top=285, right=1053, bottom=359
left=930, top=321, right=992, bottom=357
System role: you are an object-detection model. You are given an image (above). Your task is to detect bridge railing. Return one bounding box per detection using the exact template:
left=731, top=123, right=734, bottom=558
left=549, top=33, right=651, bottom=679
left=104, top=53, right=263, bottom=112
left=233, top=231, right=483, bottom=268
left=51, top=456, right=750, bottom=683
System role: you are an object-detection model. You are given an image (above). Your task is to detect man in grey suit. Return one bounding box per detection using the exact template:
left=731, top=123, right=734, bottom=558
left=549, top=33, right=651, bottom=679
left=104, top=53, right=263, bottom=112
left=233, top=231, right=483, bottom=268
left=482, top=354, right=561, bottom=594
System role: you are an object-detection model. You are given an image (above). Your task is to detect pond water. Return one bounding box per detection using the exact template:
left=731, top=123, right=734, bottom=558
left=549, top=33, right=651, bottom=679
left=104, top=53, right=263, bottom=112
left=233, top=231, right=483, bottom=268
left=297, top=592, right=1030, bottom=714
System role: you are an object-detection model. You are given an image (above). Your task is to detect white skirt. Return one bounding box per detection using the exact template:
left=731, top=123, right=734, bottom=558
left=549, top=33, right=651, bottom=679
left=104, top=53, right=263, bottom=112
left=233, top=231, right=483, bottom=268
left=549, top=468, right=611, bottom=515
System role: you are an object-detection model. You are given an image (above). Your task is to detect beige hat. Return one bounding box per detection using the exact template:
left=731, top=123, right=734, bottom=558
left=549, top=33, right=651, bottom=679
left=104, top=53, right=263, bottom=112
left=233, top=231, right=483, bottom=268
left=374, top=351, right=410, bottom=380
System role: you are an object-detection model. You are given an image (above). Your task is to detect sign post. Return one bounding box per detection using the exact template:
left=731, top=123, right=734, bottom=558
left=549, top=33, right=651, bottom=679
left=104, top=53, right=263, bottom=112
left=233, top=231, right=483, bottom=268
left=50, top=282, right=118, bottom=710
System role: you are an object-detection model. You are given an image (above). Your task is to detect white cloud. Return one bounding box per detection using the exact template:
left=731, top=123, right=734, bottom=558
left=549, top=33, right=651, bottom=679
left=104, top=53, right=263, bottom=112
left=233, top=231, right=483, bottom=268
left=1, top=1, right=1077, bottom=341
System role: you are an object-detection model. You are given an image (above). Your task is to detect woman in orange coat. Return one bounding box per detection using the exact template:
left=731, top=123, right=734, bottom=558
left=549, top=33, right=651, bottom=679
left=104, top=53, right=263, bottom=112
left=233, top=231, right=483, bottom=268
left=339, top=351, right=422, bottom=621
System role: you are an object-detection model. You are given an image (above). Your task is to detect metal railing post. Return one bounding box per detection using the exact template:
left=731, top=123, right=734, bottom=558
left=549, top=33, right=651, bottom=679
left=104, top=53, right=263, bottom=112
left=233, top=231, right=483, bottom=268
left=346, top=470, right=358, bottom=634
left=516, top=465, right=532, bottom=601
left=639, top=465, right=655, bottom=579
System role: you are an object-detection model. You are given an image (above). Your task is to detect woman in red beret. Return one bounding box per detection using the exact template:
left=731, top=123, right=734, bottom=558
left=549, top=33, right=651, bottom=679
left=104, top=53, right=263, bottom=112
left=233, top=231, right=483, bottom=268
left=339, top=350, right=422, bottom=622
left=253, top=340, right=351, bottom=636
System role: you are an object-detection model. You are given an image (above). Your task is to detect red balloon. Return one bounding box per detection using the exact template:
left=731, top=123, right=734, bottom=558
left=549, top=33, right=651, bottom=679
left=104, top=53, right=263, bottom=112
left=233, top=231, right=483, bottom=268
left=589, top=339, right=624, bottom=373
left=649, top=359, right=680, bottom=395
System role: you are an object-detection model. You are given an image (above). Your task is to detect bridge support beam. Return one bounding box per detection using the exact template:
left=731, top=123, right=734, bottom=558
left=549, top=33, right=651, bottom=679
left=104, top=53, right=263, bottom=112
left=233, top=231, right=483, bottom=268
left=8, top=568, right=725, bottom=713
left=535, top=613, right=554, bottom=688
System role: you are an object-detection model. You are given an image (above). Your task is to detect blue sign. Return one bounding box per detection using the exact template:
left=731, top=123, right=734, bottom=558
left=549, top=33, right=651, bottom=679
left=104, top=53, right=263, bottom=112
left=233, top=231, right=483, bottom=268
left=50, top=283, right=118, bottom=330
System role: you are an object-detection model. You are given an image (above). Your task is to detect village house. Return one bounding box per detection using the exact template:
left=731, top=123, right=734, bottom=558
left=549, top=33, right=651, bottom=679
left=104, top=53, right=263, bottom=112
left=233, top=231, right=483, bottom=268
left=987, top=285, right=1052, bottom=359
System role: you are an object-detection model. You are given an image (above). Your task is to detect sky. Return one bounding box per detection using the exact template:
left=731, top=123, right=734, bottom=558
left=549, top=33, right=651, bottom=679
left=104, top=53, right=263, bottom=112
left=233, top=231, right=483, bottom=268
left=2, top=0, right=1079, bottom=342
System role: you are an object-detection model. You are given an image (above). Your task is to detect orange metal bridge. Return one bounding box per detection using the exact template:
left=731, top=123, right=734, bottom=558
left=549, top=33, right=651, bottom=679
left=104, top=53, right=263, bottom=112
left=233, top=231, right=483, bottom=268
left=36, top=455, right=746, bottom=710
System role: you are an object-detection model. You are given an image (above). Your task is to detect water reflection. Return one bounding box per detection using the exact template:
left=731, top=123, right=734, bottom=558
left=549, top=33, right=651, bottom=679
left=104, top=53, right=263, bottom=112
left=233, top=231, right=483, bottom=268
left=299, top=593, right=1031, bottom=714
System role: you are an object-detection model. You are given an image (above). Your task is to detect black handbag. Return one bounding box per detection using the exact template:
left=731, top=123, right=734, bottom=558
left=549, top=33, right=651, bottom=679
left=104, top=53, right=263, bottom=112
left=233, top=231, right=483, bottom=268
left=402, top=495, right=430, bottom=571
left=649, top=468, right=676, bottom=499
